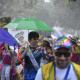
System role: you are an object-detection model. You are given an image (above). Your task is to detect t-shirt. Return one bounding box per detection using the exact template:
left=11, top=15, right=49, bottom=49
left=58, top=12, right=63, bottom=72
left=24, top=47, right=43, bottom=68
left=55, top=64, right=77, bottom=80
left=35, top=64, right=77, bottom=80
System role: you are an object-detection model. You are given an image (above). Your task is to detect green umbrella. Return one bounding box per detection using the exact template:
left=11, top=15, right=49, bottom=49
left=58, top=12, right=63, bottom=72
left=5, top=18, right=52, bottom=32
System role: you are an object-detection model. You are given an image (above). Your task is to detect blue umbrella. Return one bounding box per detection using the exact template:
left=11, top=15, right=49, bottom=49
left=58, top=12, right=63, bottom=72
left=0, top=28, right=19, bottom=46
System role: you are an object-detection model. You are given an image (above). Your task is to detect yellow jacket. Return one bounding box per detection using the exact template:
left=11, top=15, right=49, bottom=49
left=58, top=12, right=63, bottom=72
left=41, top=62, right=80, bottom=80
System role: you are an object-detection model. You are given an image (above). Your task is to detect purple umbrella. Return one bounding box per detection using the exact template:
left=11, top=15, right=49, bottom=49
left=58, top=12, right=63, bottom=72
left=0, top=28, right=19, bottom=46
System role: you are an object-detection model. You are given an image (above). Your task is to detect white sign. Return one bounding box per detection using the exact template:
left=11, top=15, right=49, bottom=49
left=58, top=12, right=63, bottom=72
left=8, top=29, right=29, bottom=47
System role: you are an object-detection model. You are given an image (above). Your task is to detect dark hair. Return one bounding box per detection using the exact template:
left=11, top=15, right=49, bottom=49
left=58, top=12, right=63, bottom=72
left=43, top=40, right=50, bottom=47
left=28, top=31, right=39, bottom=40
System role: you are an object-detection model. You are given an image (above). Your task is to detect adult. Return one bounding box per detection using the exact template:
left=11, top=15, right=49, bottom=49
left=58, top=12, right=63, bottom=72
left=35, top=45, right=80, bottom=80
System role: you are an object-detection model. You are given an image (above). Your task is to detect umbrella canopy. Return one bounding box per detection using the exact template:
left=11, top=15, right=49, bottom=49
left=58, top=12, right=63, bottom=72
left=0, top=28, right=19, bottom=46
left=5, top=18, right=52, bottom=31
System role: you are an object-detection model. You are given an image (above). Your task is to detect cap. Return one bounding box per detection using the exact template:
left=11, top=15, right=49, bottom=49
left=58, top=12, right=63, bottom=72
left=56, top=45, right=70, bottom=51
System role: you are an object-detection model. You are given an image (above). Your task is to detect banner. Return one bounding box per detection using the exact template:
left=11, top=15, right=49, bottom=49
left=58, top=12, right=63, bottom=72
left=8, top=29, right=30, bottom=47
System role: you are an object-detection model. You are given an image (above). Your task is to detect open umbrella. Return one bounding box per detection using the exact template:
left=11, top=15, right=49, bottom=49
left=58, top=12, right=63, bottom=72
left=5, top=18, right=52, bottom=31
left=0, top=28, right=19, bottom=46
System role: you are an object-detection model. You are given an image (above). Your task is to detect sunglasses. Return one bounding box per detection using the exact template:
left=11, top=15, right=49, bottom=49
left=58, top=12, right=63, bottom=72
left=55, top=51, right=70, bottom=57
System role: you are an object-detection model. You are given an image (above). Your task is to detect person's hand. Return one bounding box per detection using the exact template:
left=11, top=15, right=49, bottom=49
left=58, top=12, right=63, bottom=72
left=24, top=47, right=31, bottom=54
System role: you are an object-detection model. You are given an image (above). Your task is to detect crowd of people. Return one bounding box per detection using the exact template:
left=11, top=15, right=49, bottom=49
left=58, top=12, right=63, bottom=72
left=0, top=17, right=80, bottom=80
left=0, top=30, right=80, bottom=80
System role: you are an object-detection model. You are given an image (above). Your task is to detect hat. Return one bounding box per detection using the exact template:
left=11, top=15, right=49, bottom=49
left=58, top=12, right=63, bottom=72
left=54, top=45, right=71, bottom=57
left=53, top=36, right=72, bottom=50
left=56, top=45, right=70, bottom=51
left=55, top=45, right=71, bottom=54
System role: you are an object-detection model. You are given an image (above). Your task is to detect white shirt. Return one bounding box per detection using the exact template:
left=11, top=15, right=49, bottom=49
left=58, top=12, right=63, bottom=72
left=35, top=68, right=42, bottom=80
left=55, top=64, right=77, bottom=80
left=35, top=64, right=78, bottom=80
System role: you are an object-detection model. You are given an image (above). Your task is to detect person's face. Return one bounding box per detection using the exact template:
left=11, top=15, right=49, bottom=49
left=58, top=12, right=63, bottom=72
left=29, top=38, right=39, bottom=48
left=55, top=51, right=71, bottom=69
left=46, top=48, right=53, bottom=55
